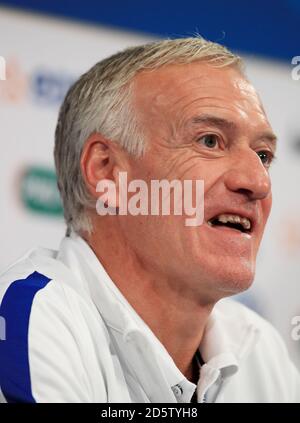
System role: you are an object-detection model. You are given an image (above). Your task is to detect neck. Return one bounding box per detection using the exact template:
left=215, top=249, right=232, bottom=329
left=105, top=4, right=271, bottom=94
left=83, top=217, right=214, bottom=381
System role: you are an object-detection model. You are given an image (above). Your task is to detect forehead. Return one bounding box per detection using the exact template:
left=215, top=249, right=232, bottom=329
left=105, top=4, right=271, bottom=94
left=133, top=62, right=268, bottom=129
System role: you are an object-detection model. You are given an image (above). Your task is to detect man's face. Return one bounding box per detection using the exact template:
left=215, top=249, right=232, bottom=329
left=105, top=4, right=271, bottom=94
left=121, top=62, right=276, bottom=302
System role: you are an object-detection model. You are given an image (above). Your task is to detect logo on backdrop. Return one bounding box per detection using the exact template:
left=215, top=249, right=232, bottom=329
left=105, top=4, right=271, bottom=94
left=31, top=70, right=75, bottom=105
left=291, top=56, right=300, bottom=81
left=0, top=58, right=75, bottom=105
left=20, top=165, right=63, bottom=217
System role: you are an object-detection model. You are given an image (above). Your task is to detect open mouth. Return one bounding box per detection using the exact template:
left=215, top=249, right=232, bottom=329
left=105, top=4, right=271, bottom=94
left=208, top=213, right=252, bottom=233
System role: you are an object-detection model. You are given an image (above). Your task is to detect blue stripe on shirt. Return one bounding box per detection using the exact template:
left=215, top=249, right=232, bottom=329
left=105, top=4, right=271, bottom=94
left=0, top=271, right=51, bottom=403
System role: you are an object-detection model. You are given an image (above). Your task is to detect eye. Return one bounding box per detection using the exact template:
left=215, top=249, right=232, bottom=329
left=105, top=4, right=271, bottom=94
left=197, top=134, right=219, bottom=148
left=257, top=150, right=274, bottom=167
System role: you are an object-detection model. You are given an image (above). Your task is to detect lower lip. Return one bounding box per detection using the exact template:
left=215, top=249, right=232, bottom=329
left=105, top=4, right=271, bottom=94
left=206, top=223, right=252, bottom=240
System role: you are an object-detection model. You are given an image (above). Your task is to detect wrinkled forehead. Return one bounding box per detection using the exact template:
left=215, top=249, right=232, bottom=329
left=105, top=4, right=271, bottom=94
left=132, top=62, right=266, bottom=125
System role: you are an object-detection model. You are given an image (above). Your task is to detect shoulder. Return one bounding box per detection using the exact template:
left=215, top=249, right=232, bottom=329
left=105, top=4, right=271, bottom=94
left=215, top=298, right=290, bottom=357
left=215, top=298, right=300, bottom=402
left=0, top=245, right=98, bottom=323
left=215, top=297, right=282, bottom=335
left=0, top=249, right=107, bottom=403
left=0, top=250, right=75, bottom=334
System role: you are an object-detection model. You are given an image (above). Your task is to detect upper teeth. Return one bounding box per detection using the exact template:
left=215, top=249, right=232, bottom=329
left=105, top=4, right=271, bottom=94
left=210, top=214, right=251, bottom=230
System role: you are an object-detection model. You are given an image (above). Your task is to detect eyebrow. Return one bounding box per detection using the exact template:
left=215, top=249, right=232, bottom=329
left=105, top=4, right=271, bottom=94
left=190, top=114, right=278, bottom=146
left=191, top=114, right=237, bottom=130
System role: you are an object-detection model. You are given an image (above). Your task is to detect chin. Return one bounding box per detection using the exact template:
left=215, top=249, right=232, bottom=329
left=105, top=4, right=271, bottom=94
left=216, top=276, right=254, bottom=297
left=202, top=256, right=256, bottom=299
left=216, top=265, right=255, bottom=297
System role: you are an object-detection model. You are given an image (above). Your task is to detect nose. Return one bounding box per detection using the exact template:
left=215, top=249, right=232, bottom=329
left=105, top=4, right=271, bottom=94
left=224, top=147, right=271, bottom=200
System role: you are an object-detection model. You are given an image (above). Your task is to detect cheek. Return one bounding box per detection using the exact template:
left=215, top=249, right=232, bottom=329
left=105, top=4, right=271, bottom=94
left=262, top=194, right=272, bottom=223
left=255, top=195, right=272, bottom=248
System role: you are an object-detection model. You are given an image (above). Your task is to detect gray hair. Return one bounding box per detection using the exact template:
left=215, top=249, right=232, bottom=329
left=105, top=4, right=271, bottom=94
left=54, top=36, right=243, bottom=234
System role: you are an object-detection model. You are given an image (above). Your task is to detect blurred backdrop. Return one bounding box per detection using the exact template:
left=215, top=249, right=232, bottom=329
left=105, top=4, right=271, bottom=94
left=0, top=1, right=299, bottom=369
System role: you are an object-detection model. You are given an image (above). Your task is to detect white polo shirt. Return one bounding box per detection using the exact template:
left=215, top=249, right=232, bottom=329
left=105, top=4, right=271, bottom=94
left=0, top=233, right=299, bottom=403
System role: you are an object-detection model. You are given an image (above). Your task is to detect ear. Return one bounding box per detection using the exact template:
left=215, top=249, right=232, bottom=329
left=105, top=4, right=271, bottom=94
left=80, top=133, right=126, bottom=209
